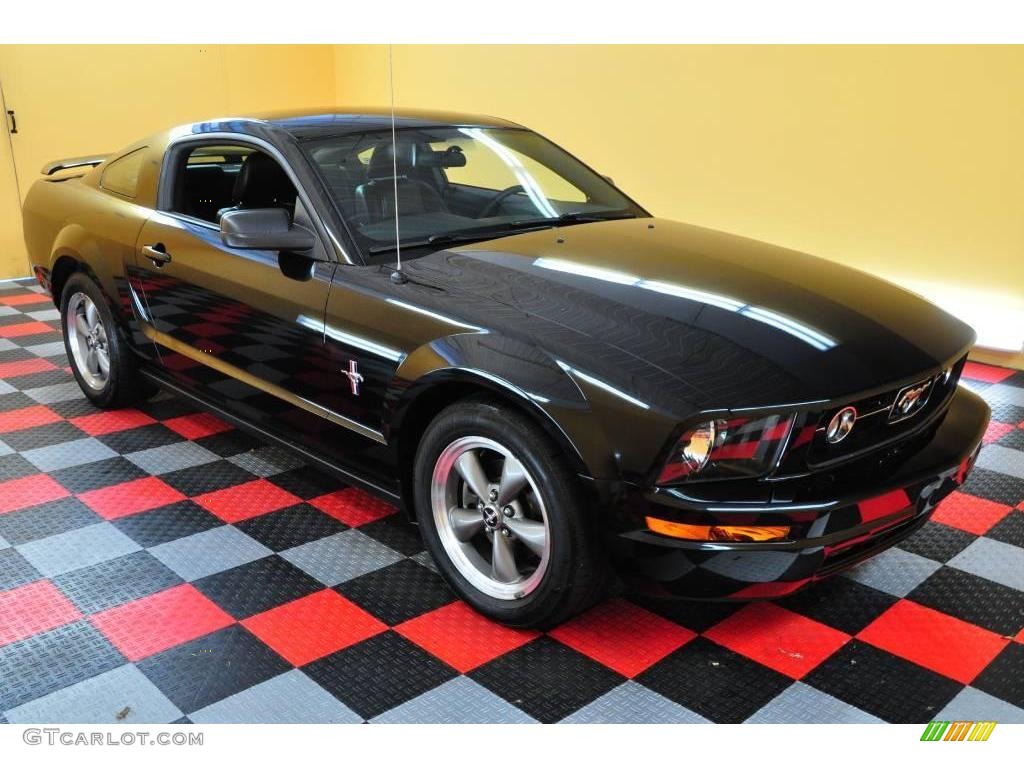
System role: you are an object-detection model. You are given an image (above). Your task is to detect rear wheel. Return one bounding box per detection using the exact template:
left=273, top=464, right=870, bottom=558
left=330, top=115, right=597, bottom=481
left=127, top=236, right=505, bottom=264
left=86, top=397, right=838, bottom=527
left=61, top=272, right=151, bottom=408
left=414, top=398, right=608, bottom=628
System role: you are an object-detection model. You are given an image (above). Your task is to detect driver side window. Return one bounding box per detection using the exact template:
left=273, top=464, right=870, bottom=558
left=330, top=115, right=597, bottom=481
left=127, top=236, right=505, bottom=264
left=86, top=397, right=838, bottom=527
left=167, top=144, right=298, bottom=225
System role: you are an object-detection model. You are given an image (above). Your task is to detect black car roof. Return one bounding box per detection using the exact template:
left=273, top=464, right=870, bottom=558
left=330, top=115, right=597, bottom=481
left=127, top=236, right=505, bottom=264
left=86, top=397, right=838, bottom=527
left=183, top=108, right=525, bottom=141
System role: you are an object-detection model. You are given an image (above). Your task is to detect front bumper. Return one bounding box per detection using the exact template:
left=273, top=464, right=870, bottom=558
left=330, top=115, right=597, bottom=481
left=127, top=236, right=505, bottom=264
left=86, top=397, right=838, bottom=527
left=612, top=385, right=990, bottom=599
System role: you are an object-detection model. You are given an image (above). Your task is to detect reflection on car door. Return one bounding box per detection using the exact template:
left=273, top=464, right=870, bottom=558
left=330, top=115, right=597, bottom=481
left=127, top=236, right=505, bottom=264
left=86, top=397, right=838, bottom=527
left=131, top=212, right=341, bottom=452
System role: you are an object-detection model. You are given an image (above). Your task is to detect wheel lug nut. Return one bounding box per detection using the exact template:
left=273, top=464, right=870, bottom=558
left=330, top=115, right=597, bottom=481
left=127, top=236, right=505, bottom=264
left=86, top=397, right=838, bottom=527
left=489, top=490, right=498, bottom=501
left=502, top=506, right=513, bottom=517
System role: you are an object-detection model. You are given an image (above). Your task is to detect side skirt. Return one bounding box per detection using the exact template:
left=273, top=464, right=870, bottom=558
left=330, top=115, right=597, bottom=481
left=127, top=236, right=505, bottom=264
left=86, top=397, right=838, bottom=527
left=139, top=368, right=406, bottom=510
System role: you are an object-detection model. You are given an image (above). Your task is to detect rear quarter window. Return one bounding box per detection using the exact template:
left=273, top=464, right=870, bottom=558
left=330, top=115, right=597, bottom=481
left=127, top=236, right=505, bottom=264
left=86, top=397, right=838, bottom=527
left=100, top=148, right=147, bottom=198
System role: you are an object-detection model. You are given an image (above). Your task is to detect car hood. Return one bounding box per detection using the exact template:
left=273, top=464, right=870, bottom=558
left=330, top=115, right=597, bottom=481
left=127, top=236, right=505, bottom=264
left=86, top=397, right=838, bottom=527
left=401, top=218, right=974, bottom=411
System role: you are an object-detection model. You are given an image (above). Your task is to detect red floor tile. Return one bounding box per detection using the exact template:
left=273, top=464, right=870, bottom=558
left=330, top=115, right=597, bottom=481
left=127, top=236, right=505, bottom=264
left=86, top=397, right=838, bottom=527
left=91, top=584, right=235, bottom=662
left=931, top=491, right=1011, bottom=536
left=549, top=598, right=695, bottom=677
left=396, top=600, right=537, bottom=673
left=0, top=292, right=50, bottom=306
left=704, top=601, right=851, bottom=679
left=962, top=361, right=1015, bottom=384
left=857, top=600, right=1008, bottom=684
left=0, top=581, right=83, bottom=646
left=78, top=476, right=187, bottom=520
left=193, top=478, right=301, bottom=523
left=983, top=421, right=1015, bottom=444
left=0, top=474, right=70, bottom=515
left=163, top=412, right=233, bottom=440
left=242, top=589, right=386, bottom=666
left=0, top=321, right=55, bottom=338
left=0, top=404, right=62, bottom=434
left=70, top=408, right=157, bottom=436
left=0, top=358, right=57, bottom=379
left=310, top=487, right=397, bottom=527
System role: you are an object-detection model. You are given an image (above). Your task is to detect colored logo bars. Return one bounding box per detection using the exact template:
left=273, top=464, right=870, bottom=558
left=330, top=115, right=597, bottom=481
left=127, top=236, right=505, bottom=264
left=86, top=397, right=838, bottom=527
left=920, top=721, right=997, bottom=741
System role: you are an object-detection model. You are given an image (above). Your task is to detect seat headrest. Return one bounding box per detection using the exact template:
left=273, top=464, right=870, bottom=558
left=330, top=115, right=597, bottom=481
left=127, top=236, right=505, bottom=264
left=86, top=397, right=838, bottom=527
left=232, top=152, right=293, bottom=207
left=367, top=141, right=418, bottom=181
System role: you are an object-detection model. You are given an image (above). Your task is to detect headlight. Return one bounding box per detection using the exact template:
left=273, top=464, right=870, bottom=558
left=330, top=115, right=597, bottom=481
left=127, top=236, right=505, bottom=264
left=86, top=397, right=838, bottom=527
left=656, top=414, right=794, bottom=485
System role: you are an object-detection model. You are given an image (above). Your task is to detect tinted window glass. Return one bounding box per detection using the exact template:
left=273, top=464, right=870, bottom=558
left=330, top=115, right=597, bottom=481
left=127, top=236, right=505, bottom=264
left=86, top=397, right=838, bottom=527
left=100, top=148, right=147, bottom=198
left=301, top=127, right=642, bottom=261
left=168, top=144, right=297, bottom=224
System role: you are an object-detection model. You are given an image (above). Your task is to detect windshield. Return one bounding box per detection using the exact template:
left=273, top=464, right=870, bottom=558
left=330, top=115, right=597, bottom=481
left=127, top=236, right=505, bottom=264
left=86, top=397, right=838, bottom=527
left=300, top=126, right=645, bottom=261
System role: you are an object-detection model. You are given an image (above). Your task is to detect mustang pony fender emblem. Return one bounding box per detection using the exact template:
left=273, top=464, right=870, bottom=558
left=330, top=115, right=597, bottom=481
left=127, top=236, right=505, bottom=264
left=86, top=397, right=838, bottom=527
left=344, top=360, right=364, bottom=396
left=891, top=380, right=932, bottom=422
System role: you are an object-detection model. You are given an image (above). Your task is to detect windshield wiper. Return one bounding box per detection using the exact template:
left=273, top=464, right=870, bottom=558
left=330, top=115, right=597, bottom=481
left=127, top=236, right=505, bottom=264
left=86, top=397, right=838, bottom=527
left=367, top=212, right=639, bottom=255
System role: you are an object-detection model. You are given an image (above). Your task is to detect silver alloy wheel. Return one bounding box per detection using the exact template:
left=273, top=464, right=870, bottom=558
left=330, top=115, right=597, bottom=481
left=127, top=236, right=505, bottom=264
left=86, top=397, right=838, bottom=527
left=66, top=292, right=110, bottom=391
left=431, top=435, right=551, bottom=600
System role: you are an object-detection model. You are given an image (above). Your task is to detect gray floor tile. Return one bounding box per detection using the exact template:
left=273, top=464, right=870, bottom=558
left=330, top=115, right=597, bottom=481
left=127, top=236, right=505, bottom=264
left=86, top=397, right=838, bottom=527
left=25, top=309, right=60, bottom=322
left=562, top=681, right=711, bottom=724
left=281, top=529, right=403, bottom=586
left=24, top=341, right=68, bottom=358
left=149, top=525, right=271, bottom=581
left=373, top=676, right=536, bottom=724
left=227, top=445, right=304, bottom=477
left=747, top=681, right=884, bottom=723
left=843, top=546, right=942, bottom=597
left=21, top=437, right=118, bottom=473
left=949, top=538, right=1024, bottom=591
left=0, top=380, right=15, bottom=395
left=125, top=442, right=220, bottom=475
left=189, top=669, right=361, bottom=724
left=983, top=383, right=1024, bottom=407
left=935, top=686, right=1024, bottom=724
left=4, top=664, right=183, bottom=724
left=16, top=522, right=141, bottom=578
left=0, top=438, right=12, bottom=457
left=23, top=381, right=87, bottom=404
left=975, top=444, right=1024, bottom=480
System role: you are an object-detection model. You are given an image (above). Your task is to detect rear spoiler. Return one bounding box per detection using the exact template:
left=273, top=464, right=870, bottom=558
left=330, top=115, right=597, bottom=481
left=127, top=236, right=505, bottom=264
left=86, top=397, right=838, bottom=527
left=40, top=155, right=107, bottom=175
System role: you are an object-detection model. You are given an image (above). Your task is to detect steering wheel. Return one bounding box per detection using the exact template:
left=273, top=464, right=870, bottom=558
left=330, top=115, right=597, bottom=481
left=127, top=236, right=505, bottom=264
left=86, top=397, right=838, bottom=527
left=478, top=185, right=525, bottom=218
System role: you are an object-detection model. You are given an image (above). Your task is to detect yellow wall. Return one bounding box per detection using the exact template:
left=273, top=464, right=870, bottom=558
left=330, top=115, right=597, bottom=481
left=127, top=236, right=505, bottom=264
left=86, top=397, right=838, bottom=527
left=0, top=44, right=335, bottom=278
left=334, top=45, right=1024, bottom=361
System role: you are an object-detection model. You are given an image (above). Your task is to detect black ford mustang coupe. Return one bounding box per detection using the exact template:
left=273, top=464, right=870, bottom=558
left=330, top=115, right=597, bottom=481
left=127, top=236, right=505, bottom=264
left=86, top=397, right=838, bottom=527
left=22, top=109, right=989, bottom=627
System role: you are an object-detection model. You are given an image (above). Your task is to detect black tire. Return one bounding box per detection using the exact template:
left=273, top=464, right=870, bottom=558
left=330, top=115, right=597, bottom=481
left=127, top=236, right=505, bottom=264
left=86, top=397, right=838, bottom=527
left=60, top=271, right=152, bottom=409
left=413, top=397, right=609, bottom=628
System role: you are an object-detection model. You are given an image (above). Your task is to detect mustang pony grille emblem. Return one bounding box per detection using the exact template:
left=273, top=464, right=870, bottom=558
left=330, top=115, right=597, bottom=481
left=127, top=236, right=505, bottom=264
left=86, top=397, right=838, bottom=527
left=826, top=406, right=857, bottom=444
left=889, top=379, right=932, bottom=423
left=344, top=360, right=364, bottom=396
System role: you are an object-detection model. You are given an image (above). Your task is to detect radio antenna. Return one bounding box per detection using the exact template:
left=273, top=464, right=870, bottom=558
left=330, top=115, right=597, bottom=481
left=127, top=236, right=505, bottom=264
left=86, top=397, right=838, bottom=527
left=388, top=44, right=407, bottom=284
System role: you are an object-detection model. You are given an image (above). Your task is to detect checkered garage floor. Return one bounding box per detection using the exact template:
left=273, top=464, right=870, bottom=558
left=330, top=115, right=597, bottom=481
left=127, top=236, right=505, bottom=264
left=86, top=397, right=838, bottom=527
left=0, top=276, right=1022, bottom=725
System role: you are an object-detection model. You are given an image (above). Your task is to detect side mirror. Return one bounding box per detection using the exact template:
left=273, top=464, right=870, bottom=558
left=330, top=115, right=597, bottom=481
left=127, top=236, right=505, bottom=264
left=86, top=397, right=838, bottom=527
left=220, top=208, right=315, bottom=252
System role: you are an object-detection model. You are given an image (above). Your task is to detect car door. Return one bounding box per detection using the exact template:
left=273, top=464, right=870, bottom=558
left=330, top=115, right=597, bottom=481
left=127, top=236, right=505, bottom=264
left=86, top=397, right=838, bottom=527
left=131, top=141, right=340, bottom=452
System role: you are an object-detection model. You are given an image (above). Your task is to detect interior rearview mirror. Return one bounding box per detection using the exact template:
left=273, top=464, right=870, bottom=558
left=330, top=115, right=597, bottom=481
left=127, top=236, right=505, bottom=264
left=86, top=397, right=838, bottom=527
left=220, top=208, right=315, bottom=252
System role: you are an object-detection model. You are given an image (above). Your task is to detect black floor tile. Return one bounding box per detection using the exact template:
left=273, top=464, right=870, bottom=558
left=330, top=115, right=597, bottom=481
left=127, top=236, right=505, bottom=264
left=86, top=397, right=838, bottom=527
left=962, top=467, right=1024, bottom=507
left=96, top=424, right=184, bottom=454
left=986, top=511, right=1024, bottom=549
left=898, top=520, right=977, bottom=563
left=267, top=465, right=345, bottom=500
left=0, top=620, right=125, bottom=711
left=359, top=518, right=425, bottom=557
left=193, top=555, right=323, bottom=619
left=636, top=636, right=791, bottom=723
left=159, top=460, right=257, bottom=497
left=235, top=503, right=347, bottom=552
left=304, top=630, right=456, bottom=720
left=909, top=567, right=1024, bottom=636
left=137, top=625, right=290, bottom=714
left=803, top=640, right=963, bottom=723
left=50, top=456, right=148, bottom=494
left=0, top=453, right=38, bottom=482
left=778, top=577, right=899, bottom=635
left=337, top=559, right=454, bottom=626
left=0, top=497, right=101, bottom=546
left=972, top=642, right=1024, bottom=709
left=112, top=500, right=223, bottom=549
left=3, top=421, right=88, bottom=452
left=471, top=636, right=624, bottom=723
left=53, top=551, right=182, bottom=614
left=0, top=548, right=42, bottom=591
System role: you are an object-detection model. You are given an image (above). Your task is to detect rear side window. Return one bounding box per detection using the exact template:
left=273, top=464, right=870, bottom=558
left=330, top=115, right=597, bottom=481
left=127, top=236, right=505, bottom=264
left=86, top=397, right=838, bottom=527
left=100, top=148, right=147, bottom=198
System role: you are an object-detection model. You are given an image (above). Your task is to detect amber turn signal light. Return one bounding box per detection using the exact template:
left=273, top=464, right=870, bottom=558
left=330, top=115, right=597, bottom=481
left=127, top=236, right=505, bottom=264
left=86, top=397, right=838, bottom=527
left=645, top=517, right=790, bottom=542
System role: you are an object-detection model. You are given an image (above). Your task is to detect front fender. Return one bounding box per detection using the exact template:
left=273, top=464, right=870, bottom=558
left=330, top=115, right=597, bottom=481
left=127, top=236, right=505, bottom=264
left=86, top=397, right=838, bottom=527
left=387, top=332, right=619, bottom=486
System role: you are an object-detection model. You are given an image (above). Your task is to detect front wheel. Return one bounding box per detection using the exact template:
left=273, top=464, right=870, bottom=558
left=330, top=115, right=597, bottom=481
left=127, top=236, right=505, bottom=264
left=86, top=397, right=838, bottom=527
left=413, top=398, right=608, bottom=628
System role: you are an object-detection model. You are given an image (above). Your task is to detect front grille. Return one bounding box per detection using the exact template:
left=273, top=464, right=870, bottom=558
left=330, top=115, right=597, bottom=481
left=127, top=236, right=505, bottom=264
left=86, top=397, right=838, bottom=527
left=803, top=355, right=966, bottom=468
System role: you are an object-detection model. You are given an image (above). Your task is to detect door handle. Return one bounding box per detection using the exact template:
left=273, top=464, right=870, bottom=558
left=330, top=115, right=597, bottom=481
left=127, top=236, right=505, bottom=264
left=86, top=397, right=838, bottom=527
left=6, top=110, right=16, bottom=134
left=141, top=244, right=172, bottom=266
